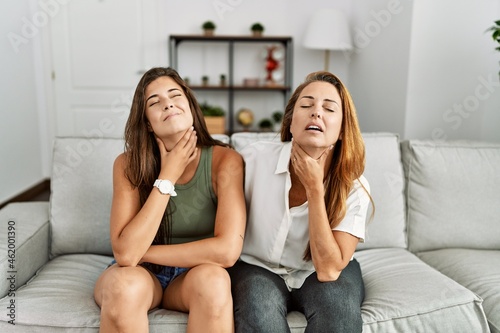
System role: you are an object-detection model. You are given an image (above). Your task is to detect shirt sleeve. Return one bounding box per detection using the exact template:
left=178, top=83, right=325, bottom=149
left=332, top=175, right=370, bottom=242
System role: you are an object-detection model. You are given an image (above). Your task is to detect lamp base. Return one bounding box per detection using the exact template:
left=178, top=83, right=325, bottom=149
left=324, top=49, right=330, bottom=72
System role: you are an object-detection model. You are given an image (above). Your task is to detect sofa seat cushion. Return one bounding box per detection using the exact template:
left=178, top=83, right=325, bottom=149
left=0, top=254, right=111, bottom=331
left=355, top=248, right=490, bottom=333
left=0, top=254, right=308, bottom=332
left=418, top=249, right=500, bottom=333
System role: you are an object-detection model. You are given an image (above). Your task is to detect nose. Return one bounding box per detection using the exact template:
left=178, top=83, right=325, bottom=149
left=310, top=110, right=321, bottom=119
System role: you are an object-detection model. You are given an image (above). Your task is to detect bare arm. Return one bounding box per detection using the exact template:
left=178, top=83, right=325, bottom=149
left=291, top=142, right=359, bottom=281
left=141, top=147, right=246, bottom=268
left=110, top=128, right=198, bottom=267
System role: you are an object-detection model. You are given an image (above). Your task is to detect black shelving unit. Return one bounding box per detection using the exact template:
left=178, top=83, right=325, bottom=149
left=169, top=34, right=293, bottom=134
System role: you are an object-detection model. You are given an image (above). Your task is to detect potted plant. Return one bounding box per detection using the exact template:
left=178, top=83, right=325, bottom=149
left=487, top=20, right=500, bottom=76
left=250, top=22, right=264, bottom=37
left=202, top=75, right=209, bottom=86
left=200, top=102, right=225, bottom=134
left=271, top=111, right=283, bottom=132
left=258, top=118, right=273, bottom=132
left=220, top=74, right=227, bottom=86
left=202, top=21, right=216, bottom=36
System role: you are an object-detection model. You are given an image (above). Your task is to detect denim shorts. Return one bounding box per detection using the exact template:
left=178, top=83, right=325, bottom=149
left=153, top=265, right=189, bottom=289
left=108, top=260, right=188, bottom=290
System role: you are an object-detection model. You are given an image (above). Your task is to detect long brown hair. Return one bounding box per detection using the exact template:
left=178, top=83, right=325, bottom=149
left=123, top=67, right=229, bottom=271
left=281, top=71, right=373, bottom=260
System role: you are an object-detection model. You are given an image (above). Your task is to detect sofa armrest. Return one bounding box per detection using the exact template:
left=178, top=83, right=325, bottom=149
left=0, top=202, right=50, bottom=298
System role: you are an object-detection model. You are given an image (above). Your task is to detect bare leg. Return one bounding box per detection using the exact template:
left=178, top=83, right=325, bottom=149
left=163, top=264, right=234, bottom=333
left=94, top=264, right=163, bottom=333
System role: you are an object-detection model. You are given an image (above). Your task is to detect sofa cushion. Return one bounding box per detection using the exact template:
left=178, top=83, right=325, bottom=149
left=211, top=134, right=230, bottom=144
left=50, top=137, right=124, bottom=257
left=230, top=132, right=407, bottom=250
left=0, top=254, right=185, bottom=332
left=355, top=248, right=489, bottom=333
left=0, top=253, right=306, bottom=332
left=418, top=249, right=500, bottom=333
left=230, top=132, right=281, bottom=152
left=0, top=202, right=50, bottom=298
left=1, top=250, right=487, bottom=332
left=357, top=133, right=407, bottom=249
left=401, top=140, right=500, bottom=253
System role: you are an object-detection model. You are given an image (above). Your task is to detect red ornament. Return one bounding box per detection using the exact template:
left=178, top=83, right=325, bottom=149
left=265, top=46, right=279, bottom=83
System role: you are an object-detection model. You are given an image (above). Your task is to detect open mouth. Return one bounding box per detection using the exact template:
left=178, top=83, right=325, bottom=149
left=306, top=125, right=323, bottom=132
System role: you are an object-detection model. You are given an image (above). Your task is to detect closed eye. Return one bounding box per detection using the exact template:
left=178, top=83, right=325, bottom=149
left=149, top=101, right=159, bottom=107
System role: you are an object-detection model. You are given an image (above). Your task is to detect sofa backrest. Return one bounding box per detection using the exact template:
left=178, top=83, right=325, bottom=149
left=356, top=133, right=407, bottom=250
left=50, top=137, right=122, bottom=257
left=49, top=132, right=408, bottom=257
left=230, top=132, right=408, bottom=250
left=401, top=140, right=500, bottom=253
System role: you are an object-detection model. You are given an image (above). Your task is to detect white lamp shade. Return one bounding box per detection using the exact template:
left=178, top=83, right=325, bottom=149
left=303, top=9, right=352, bottom=51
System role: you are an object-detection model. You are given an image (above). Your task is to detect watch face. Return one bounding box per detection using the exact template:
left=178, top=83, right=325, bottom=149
left=159, top=181, right=171, bottom=194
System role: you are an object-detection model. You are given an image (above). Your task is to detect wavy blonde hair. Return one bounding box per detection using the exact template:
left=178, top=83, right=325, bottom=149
left=281, top=71, right=373, bottom=260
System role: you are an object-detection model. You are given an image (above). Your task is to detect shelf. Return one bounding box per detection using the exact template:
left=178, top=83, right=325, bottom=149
left=169, top=34, right=293, bottom=134
left=170, top=34, right=292, bottom=44
left=189, top=85, right=290, bottom=91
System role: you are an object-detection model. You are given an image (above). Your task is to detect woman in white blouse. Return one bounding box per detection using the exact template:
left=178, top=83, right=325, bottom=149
left=228, top=71, right=373, bottom=332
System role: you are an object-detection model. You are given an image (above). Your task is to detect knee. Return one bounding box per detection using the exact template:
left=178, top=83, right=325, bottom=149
left=188, top=264, right=232, bottom=309
left=232, top=272, right=288, bottom=325
left=98, top=266, right=153, bottom=314
left=307, top=294, right=363, bottom=333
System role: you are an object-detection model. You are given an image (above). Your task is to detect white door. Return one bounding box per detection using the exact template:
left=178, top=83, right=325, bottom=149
left=50, top=0, right=166, bottom=138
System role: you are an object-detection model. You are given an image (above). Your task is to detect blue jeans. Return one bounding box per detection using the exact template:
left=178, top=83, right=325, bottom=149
left=227, top=260, right=364, bottom=333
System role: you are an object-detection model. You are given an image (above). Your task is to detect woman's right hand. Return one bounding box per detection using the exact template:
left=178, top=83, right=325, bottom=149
left=156, top=127, right=198, bottom=183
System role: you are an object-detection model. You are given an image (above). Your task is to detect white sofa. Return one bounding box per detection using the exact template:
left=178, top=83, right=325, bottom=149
left=1, top=132, right=499, bottom=332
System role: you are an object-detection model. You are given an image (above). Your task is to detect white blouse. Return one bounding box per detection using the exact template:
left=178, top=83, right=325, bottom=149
left=239, top=141, right=370, bottom=290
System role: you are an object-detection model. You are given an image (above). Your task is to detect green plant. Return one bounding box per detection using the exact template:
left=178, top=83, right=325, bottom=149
left=488, top=20, right=500, bottom=50
left=219, top=74, right=227, bottom=86
left=251, top=22, right=264, bottom=32
left=200, top=102, right=225, bottom=117
left=271, top=111, right=283, bottom=123
left=487, top=20, right=500, bottom=75
left=258, top=118, right=273, bottom=129
left=202, top=75, right=209, bottom=85
left=202, top=21, right=216, bottom=30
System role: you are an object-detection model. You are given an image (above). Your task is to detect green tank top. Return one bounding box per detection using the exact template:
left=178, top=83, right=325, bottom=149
left=169, top=146, right=217, bottom=244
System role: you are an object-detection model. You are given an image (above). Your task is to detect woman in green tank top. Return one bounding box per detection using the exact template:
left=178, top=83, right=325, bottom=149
left=93, top=67, right=246, bottom=333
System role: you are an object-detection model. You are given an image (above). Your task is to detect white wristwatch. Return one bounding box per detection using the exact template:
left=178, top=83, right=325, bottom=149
left=153, top=179, right=177, bottom=196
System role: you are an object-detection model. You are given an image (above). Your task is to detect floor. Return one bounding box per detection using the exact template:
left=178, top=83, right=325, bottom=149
left=30, top=189, right=51, bottom=201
